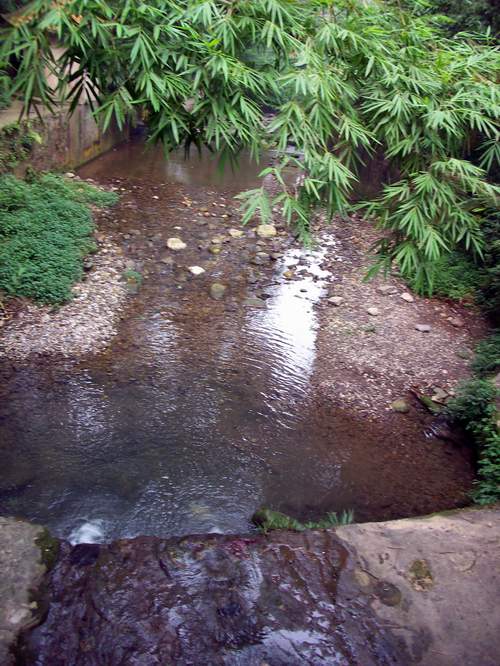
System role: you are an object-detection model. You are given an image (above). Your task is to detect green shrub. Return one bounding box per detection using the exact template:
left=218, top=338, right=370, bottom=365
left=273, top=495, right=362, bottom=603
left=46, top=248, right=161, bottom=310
left=409, top=251, right=485, bottom=301
left=471, top=332, right=500, bottom=377
left=447, top=375, right=499, bottom=504
left=0, top=173, right=117, bottom=304
left=446, top=378, right=498, bottom=426
left=476, top=213, right=500, bottom=326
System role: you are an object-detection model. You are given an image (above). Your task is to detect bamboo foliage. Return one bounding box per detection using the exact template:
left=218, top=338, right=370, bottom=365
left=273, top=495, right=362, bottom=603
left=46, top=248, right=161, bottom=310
left=1, top=0, right=498, bottom=291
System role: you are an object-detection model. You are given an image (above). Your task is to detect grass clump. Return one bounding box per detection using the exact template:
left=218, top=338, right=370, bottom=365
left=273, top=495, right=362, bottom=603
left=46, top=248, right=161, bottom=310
left=252, top=507, right=354, bottom=533
left=0, top=173, right=117, bottom=304
left=446, top=336, right=500, bottom=504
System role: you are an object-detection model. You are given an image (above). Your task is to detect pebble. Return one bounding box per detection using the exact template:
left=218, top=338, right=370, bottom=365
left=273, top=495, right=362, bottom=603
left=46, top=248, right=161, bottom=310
left=188, top=266, right=205, bottom=276
left=328, top=297, right=344, bottom=306
left=209, top=246, right=221, bottom=255
left=167, top=238, right=187, bottom=251
left=415, top=324, right=431, bottom=332
left=283, top=270, right=294, bottom=279
left=366, top=307, right=379, bottom=316
left=400, top=293, right=415, bottom=303
left=448, top=317, right=465, bottom=328
left=228, top=228, right=244, bottom=238
left=377, top=285, right=398, bottom=295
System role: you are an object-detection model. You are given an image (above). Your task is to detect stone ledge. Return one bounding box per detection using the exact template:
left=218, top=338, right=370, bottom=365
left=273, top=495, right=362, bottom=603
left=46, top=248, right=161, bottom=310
left=0, top=517, right=48, bottom=666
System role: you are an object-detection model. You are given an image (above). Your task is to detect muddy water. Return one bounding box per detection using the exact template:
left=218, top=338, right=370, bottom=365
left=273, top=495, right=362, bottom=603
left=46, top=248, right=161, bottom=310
left=0, top=141, right=474, bottom=541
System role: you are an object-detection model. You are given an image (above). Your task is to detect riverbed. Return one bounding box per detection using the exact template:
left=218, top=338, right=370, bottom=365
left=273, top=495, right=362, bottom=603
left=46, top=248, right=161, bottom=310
left=0, top=140, right=475, bottom=542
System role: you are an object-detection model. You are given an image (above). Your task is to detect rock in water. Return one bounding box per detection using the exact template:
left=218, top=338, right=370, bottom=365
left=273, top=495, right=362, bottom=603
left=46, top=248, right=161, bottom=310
left=210, top=283, right=227, bottom=300
left=256, top=224, right=277, bottom=239
left=166, top=238, right=186, bottom=251
left=242, top=297, right=266, bottom=308
left=188, top=266, right=205, bottom=276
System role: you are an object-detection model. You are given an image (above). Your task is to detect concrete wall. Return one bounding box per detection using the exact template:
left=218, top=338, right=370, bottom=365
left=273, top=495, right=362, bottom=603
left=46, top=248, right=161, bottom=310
left=0, top=101, right=129, bottom=173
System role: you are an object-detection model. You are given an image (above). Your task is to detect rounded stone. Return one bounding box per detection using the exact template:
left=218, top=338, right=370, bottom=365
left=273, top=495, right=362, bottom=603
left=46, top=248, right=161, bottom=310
left=166, top=238, right=187, bottom=251
left=210, top=283, right=227, bottom=300
left=256, top=224, right=277, bottom=239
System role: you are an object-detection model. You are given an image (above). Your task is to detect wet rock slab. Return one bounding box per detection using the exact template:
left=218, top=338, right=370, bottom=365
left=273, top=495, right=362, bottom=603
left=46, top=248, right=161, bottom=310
left=22, top=530, right=395, bottom=665
left=18, top=506, right=500, bottom=665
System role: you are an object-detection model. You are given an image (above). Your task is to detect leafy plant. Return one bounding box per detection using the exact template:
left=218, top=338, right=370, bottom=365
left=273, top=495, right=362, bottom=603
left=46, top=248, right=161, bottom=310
left=471, top=332, right=500, bottom=377
left=447, top=341, right=500, bottom=504
left=0, top=173, right=117, bottom=303
left=0, top=70, right=11, bottom=110
left=252, top=507, right=354, bottom=533
left=0, top=1, right=498, bottom=291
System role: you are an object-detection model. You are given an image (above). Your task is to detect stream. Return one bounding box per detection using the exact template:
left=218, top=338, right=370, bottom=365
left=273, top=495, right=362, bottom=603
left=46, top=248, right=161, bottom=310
left=0, top=140, right=474, bottom=542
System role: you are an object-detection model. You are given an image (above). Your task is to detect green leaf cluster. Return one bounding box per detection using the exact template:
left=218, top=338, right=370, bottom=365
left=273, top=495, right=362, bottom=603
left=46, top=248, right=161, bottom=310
left=252, top=506, right=354, bottom=533
left=0, top=173, right=117, bottom=303
left=1, top=0, right=498, bottom=291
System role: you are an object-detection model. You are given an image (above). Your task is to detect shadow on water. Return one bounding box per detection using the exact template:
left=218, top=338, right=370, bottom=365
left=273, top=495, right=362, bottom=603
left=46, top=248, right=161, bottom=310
left=0, top=141, right=474, bottom=542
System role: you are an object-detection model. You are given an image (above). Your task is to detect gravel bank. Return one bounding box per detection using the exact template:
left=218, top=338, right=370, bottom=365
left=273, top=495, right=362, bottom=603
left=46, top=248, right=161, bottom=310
left=0, top=238, right=128, bottom=360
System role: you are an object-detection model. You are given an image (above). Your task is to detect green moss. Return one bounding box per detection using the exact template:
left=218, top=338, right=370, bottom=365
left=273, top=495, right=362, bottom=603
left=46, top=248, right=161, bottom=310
left=34, top=528, right=60, bottom=571
left=408, top=559, right=434, bottom=591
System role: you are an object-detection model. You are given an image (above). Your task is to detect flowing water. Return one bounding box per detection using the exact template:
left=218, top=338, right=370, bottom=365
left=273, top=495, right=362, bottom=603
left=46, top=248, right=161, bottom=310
left=0, top=141, right=474, bottom=542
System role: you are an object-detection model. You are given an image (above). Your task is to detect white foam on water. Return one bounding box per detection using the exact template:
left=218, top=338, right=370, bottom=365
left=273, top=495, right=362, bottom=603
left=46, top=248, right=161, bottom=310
left=69, top=519, right=106, bottom=545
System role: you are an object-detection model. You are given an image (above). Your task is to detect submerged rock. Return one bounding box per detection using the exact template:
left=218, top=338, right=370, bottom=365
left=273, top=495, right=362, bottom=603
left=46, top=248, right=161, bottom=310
left=209, top=283, right=227, bottom=300
left=242, top=297, right=266, bottom=308
left=391, top=399, right=410, bottom=413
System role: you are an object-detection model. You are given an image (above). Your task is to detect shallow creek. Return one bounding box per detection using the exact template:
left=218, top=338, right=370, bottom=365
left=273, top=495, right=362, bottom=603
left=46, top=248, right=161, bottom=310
left=0, top=141, right=474, bottom=542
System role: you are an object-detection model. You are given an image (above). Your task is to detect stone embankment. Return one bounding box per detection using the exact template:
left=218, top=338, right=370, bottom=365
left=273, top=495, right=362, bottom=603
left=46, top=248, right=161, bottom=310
left=2, top=507, right=499, bottom=665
